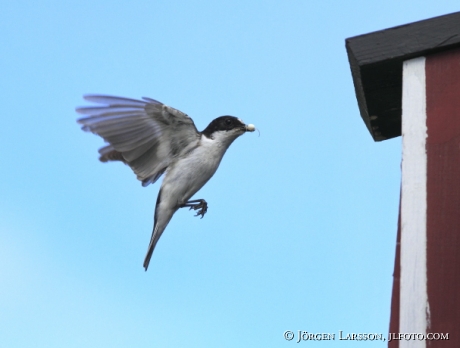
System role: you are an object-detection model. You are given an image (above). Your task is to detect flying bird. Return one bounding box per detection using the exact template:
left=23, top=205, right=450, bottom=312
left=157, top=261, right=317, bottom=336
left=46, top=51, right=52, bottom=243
left=76, top=95, right=255, bottom=270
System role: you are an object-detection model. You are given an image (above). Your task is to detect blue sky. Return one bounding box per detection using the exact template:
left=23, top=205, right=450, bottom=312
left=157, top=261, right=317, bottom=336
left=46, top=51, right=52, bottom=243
left=1, top=1, right=458, bottom=347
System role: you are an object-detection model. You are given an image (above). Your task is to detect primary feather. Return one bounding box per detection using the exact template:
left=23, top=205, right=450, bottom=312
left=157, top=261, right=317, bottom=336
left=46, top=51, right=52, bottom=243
left=77, top=95, right=200, bottom=186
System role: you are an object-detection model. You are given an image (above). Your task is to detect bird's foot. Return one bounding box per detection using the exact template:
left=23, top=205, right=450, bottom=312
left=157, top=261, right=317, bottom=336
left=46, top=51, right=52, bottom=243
left=179, top=199, right=208, bottom=218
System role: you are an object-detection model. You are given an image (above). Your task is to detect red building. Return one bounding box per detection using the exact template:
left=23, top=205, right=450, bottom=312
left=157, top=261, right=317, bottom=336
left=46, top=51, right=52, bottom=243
left=347, top=12, right=460, bottom=348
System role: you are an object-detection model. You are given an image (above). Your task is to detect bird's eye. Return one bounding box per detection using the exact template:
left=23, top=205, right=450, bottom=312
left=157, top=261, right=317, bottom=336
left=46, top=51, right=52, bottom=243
left=225, top=119, right=232, bottom=125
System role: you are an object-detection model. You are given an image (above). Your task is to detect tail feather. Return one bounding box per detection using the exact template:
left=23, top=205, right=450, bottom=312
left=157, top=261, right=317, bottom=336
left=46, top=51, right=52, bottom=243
left=143, top=225, right=163, bottom=271
left=143, top=244, right=155, bottom=271
left=143, top=188, right=175, bottom=271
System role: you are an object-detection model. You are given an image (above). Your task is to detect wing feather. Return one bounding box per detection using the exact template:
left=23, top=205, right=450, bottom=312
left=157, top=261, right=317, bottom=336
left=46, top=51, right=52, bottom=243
left=77, top=95, right=200, bottom=185
left=83, top=94, right=152, bottom=106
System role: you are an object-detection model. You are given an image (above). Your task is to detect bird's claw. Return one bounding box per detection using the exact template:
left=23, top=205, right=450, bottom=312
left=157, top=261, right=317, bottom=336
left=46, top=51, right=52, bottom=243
left=190, top=202, right=207, bottom=218
left=181, top=199, right=208, bottom=218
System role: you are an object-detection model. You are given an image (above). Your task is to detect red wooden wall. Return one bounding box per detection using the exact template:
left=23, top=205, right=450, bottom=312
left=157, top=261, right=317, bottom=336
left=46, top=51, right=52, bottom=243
left=389, top=48, right=460, bottom=347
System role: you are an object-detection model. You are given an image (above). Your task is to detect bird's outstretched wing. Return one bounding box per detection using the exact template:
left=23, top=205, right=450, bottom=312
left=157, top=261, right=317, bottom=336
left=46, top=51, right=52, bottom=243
left=76, top=95, right=200, bottom=186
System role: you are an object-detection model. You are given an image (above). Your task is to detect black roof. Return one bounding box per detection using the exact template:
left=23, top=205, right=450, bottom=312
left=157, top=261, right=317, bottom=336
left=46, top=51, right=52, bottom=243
left=346, top=12, right=460, bottom=141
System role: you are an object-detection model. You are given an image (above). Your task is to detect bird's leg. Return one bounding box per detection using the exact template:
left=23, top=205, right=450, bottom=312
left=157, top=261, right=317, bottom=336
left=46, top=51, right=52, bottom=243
left=179, top=199, right=208, bottom=218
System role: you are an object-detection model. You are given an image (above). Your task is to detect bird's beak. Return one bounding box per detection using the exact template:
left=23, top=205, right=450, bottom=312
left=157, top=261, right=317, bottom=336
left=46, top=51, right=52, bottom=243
left=245, top=124, right=256, bottom=132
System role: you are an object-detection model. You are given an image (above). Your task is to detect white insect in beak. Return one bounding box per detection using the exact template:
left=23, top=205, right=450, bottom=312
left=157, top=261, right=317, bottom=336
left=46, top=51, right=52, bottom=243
left=246, top=124, right=256, bottom=132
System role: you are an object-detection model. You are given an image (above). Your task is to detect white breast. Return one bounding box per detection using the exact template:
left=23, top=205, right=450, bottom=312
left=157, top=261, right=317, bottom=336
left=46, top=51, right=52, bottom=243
left=159, top=134, right=230, bottom=208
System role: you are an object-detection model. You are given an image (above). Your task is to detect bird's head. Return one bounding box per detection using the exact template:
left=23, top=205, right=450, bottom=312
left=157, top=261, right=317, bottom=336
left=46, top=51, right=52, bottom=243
left=202, top=116, right=255, bottom=145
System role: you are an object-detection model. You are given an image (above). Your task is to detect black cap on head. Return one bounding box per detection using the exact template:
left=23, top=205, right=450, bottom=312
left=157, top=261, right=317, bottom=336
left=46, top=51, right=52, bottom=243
left=201, top=116, right=246, bottom=137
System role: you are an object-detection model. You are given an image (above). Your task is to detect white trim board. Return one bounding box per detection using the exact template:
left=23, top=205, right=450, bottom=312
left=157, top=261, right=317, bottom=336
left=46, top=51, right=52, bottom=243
left=400, top=56, right=430, bottom=348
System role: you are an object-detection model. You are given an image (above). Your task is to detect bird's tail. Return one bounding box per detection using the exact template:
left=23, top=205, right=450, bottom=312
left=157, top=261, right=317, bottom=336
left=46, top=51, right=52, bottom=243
left=143, top=247, right=154, bottom=271
left=143, top=192, right=175, bottom=271
left=143, top=220, right=169, bottom=271
left=143, top=227, right=160, bottom=271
